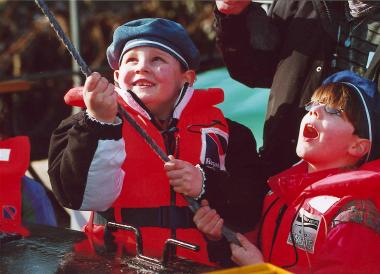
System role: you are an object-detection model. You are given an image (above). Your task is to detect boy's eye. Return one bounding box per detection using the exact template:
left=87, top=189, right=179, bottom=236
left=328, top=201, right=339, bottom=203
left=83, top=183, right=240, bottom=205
left=324, top=105, right=344, bottom=116
left=304, top=101, right=344, bottom=116
left=152, top=56, right=165, bottom=62
left=124, top=57, right=137, bottom=63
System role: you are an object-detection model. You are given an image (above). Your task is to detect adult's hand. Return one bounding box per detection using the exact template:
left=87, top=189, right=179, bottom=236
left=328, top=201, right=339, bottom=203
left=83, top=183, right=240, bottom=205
left=164, top=155, right=203, bottom=198
left=215, top=0, right=251, bottom=15
left=230, top=233, right=264, bottom=266
left=193, top=200, right=223, bottom=241
left=83, top=72, right=118, bottom=123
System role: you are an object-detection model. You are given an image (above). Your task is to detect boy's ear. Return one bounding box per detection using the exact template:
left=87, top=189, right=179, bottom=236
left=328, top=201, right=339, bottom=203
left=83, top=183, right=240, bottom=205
left=348, top=138, right=371, bottom=158
left=114, top=70, right=119, bottom=82
left=183, top=70, right=196, bottom=86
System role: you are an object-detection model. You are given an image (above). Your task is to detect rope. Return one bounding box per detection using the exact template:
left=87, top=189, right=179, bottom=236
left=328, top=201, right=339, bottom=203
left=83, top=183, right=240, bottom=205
left=34, top=0, right=240, bottom=246
left=34, top=0, right=91, bottom=77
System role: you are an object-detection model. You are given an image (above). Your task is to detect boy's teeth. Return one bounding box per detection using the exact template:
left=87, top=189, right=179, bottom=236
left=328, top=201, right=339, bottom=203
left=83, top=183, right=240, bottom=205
left=135, top=81, right=152, bottom=86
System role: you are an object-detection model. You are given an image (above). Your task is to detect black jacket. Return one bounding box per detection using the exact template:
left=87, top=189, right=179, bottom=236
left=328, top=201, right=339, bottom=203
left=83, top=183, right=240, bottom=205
left=214, top=0, right=380, bottom=177
left=48, top=111, right=267, bottom=233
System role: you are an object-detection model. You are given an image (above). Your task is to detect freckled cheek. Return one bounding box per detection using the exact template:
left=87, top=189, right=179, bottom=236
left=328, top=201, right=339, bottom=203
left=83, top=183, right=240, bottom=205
left=154, top=67, right=173, bottom=79
left=322, top=128, right=354, bottom=147
left=118, top=70, right=134, bottom=86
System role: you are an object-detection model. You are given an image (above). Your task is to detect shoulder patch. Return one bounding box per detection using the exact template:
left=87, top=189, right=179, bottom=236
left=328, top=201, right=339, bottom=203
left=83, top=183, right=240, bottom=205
left=332, top=200, right=380, bottom=234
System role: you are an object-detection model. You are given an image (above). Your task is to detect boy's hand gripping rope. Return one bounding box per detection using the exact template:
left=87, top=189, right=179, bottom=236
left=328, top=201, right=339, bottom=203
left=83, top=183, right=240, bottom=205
left=34, top=0, right=240, bottom=246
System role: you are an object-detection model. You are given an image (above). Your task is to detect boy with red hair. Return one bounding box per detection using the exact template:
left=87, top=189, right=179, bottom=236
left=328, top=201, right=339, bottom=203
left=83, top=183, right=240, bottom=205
left=194, top=71, right=380, bottom=272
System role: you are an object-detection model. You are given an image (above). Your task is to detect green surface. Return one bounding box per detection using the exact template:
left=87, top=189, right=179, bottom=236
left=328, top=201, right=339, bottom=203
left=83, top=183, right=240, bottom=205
left=195, top=67, right=269, bottom=148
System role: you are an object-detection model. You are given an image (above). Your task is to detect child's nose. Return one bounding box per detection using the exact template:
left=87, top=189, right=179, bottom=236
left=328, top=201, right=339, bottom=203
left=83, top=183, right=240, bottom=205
left=308, top=104, right=324, bottom=118
left=135, top=60, right=149, bottom=73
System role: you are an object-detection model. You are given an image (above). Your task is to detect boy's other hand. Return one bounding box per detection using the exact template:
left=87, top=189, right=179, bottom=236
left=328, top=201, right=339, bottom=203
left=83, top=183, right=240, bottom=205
left=230, top=233, right=264, bottom=266
left=84, top=72, right=118, bottom=123
left=215, top=0, right=251, bottom=15
left=164, top=155, right=202, bottom=198
left=193, top=200, right=223, bottom=241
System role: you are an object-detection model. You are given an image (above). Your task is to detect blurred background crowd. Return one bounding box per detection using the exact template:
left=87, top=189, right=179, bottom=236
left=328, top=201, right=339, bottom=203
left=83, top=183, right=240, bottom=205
left=0, top=0, right=221, bottom=161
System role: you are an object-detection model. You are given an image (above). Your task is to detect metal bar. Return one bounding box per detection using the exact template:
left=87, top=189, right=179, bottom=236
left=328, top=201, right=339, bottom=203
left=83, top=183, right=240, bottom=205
left=163, top=239, right=199, bottom=266
left=107, top=222, right=143, bottom=255
left=69, top=0, right=81, bottom=83
left=69, top=0, right=82, bottom=116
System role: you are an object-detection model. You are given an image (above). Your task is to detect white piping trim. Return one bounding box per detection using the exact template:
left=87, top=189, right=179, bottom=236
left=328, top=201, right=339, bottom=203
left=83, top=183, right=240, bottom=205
left=173, top=86, right=194, bottom=119
left=115, top=87, right=151, bottom=120
left=342, top=81, right=372, bottom=162
left=121, top=40, right=188, bottom=69
left=292, top=159, right=304, bottom=167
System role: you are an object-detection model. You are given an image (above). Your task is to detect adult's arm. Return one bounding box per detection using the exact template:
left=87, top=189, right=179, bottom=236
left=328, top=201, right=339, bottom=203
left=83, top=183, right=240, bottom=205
left=48, top=111, right=125, bottom=211
left=214, top=0, right=315, bottom=88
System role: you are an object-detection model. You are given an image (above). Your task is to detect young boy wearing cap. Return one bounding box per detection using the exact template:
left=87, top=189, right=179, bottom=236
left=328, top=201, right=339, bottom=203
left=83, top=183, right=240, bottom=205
left=193, top=71, right=380, bottom=272
left=48, top=18, right=266, bottom=264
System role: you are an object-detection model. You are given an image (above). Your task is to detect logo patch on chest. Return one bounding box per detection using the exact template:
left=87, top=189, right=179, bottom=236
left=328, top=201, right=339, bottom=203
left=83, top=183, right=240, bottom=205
left=287, top=208, right=321, bottom=253
left=200, top=128, right=228, bottom=171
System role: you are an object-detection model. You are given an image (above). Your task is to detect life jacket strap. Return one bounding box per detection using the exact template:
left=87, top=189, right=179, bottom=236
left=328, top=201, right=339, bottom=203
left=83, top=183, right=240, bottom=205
left=96, top=206, right=196, bottom=229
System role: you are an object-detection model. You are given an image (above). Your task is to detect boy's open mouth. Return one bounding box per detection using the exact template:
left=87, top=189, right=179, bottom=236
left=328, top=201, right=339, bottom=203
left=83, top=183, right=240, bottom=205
left=303, top=123, right=319, bottom=139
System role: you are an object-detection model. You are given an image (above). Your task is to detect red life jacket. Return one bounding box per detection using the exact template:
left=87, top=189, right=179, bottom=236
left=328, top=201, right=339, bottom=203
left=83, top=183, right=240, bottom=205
left=255, top=161, right=380, bottom=273
left=63, top=86, right=225, bottom=265
left=0, top=136, right=30, bottom=236
left=65, top=86, right=229, bottom=264
left=109, top=87, right=228, bottom=265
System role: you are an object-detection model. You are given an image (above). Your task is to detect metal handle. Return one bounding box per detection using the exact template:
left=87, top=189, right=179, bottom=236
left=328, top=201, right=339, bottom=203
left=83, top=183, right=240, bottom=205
left=162, top=239, right=199, bottom=267
left=107, top=222, right=143, bottom=255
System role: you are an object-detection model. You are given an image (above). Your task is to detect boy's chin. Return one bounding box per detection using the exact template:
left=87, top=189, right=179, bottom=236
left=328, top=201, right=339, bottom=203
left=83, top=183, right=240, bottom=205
left=296, top=145, right=314, bottom=160
left=296, top=143, right=306, bottom=157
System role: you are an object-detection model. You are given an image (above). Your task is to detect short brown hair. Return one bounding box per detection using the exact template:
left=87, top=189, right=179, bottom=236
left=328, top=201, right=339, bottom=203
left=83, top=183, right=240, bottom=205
left=311, top=82, right=368, bottom=139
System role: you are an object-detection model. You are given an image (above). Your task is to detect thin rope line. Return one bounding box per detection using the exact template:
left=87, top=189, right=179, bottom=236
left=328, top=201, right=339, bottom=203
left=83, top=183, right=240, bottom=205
left=35, top=0, right=91, bottom=77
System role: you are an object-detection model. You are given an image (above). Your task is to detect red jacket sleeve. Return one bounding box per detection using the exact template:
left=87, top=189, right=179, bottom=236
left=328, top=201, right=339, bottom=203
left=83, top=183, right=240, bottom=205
left=312, top=223, right=380, bottom=274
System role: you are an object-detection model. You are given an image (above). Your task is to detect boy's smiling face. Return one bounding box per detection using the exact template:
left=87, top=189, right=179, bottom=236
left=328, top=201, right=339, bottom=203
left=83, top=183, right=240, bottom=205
left=114, top=46, right=195, bottom=119
left=296, top=102, right=361, bottom=172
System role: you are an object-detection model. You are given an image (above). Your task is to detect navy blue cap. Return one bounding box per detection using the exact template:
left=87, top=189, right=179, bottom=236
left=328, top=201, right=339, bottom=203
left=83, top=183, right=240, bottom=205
left=323, top=70, right=380, bottom=162
left=107, top=18, right=200, bottom=71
